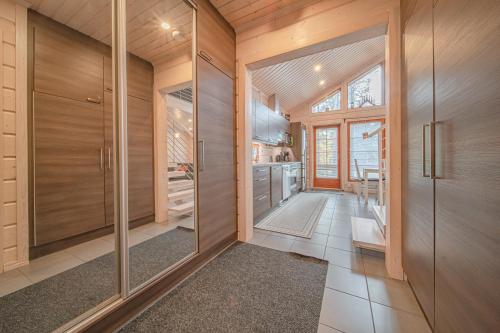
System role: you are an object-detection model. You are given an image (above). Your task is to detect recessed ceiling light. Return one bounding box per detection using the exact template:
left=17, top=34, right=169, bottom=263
left=188, top=118, right=192, bottom=122
left=174, top=132, right=180, bottom=138
left=161, top=22, right=170, bottom=30
left=319, top=80, right=325, bottom=86
left=314, top=64, right=322, bottom=72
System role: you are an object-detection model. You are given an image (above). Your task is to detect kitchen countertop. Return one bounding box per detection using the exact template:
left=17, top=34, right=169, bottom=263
left=252, top=161, right=301, bottom=167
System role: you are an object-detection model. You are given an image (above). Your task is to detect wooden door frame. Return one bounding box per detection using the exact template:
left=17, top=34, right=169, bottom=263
left=313, top=124, right=341, bottom=189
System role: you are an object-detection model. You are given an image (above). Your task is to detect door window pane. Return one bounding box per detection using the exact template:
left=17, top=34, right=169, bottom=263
left=349, top=121, right=383, bottom=180
left=315, top=127, right=339, bottom=178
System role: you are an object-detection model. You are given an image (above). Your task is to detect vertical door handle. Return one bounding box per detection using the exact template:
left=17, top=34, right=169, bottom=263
left=422, top=123, right=430, bottom=178
left=108, top=147, right=112, bottom=170
left=430, top=121, right=438, bottom=179
left=100, top=147, right=104, bottom=170
left=198, top=140, right=205, bottom=172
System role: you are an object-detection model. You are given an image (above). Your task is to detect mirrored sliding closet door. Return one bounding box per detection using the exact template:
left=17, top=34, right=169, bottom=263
left=124, top=0, right=197, bottom=291
left=0, top=1, right=119, bottom=332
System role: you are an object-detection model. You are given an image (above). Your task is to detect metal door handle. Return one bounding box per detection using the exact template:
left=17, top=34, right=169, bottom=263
left=255, top=178, right=267, bottom=182
left=198, top=140, right=205, bottom=172
left=87, top=96, right=101, bottom=104
left=100, top=147, right=104, bottom=170
left=422, top=123, right=430, bottom=178
left=258, top=195, right=267, bottom=201
left=108, top=147, right=112, bottom=170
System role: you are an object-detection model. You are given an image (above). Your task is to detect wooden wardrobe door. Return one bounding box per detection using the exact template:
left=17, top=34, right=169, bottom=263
left=197, top=0, right=236, bottom=79
left=434, top=0, right=500, bottom=331
left=197, top=57, right=236, bottom=252
left=402, top=0, right=435, bottom=326
left=127, top=95, right=154, bottom=222
left=34, top=92, right=105, bottom=245
left=32, top=12, right=103, bottom=103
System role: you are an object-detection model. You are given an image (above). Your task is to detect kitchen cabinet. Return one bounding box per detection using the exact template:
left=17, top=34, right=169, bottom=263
left=254, top=102, right=269, bottom=142
left=252, top=101, right=289, bottom=145
left=253, top=166, right=271, bottom=223
left=271, top=166, right=283, bottom=207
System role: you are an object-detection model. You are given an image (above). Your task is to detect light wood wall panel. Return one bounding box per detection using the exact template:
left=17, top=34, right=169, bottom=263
left=0, top=0, right=28, bottom=272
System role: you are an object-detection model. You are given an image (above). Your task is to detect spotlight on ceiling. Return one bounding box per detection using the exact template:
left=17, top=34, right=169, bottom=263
left=314, top=64, right=322, bottom=72
left=161, top=22, right=170, bottom=30
left=319, top=80, right=326, bottom=86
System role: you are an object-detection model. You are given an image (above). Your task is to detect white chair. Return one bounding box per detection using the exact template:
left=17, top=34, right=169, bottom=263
left=353, top=159, right=379, bottom=204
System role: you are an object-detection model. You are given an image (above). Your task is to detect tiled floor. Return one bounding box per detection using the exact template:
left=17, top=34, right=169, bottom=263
left=0, top=216, right=193, bottom=297
left=249, top=192, right=431, bottom=333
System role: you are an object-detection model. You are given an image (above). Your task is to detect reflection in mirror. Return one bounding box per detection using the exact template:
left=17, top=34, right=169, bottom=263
left=126, top=0, right=196, bottom=291
left=0, top=1, right=118, bottom=332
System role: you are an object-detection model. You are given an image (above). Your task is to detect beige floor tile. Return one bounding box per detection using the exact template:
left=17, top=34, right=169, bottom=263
left=329, top=223, right=353, bottom=239
left=134, top=222, right=176, bottom=237
left=269, top=231, right=297, bottom=240
left=371, top=302, right=431, bottom=333
left=327, top=235, right=355, bottom=252
left=290, top=240, right=325, bottom=259
left=320, top=288, right=374, bottom=333
left=367, top=275, right=422, bottom=315
left=65, top=238, right=115, bottom=262
left=318, top=217, right=333, bottom=226
left=260, top=235, right=294, bottom=252
left=324, top=247, right=364, bottom=272
left=0, top=269, right=32, bottom=297
left=19, top=251, right=83, bottom=283
left=317, top=324, right=342, bottom=333
left=297, top=232, right=328, bottom=245
left=363, top=254, right=390, bottom=278
left=247, top=230, right=268, bottom=245
left=314, top=224, right=331, bottom=235
left=129, top=229, right=154, bottom=246
left=325, top=265, right=368, bottom=299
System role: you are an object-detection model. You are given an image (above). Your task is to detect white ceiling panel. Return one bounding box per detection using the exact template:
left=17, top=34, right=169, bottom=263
left=252, top=35, right=385, bottom=111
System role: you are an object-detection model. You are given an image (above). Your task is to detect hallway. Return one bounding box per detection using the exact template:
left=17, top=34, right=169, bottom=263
left=249, top=192, right=430, bottom=333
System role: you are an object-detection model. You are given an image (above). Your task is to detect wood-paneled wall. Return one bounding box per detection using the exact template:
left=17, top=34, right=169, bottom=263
left=0, top=0, right=28, bottom=273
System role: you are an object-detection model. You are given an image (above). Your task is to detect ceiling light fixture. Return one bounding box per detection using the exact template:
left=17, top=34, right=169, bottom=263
left=161, top=22, right=170, bottom=30
left=314, top=64, right=322, bottom=72
left=319, top=80, right=326, bottom=86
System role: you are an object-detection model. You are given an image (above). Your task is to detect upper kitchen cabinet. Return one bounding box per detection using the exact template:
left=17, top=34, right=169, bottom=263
left=32, top=12, right=104, bottom=104
left=254, top=101, right=269, bottom=142
left=253, top=100, right=289, bottom=145
left=197, top=0, right=236, bottom=78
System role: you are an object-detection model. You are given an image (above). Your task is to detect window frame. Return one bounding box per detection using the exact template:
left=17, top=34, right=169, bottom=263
left=311, top=89, right=342, bottom=114
left=347, top=118, right=386, bottom=182
left=347, top=63, right=385, bottom=110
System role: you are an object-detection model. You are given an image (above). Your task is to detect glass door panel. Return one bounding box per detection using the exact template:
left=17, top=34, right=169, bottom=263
left=125, top=0, right=197, bottom=292
left=0, top=2, right=119, bottom=332
left=314, top=126, right=340, bottom=188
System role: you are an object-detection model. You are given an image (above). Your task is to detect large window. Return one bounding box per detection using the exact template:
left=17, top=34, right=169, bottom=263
left=348, top=65, right=383, bottom=109
left=312, top=90, right=341, bottom=113
left=349, top=120, right=384, bottom=180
